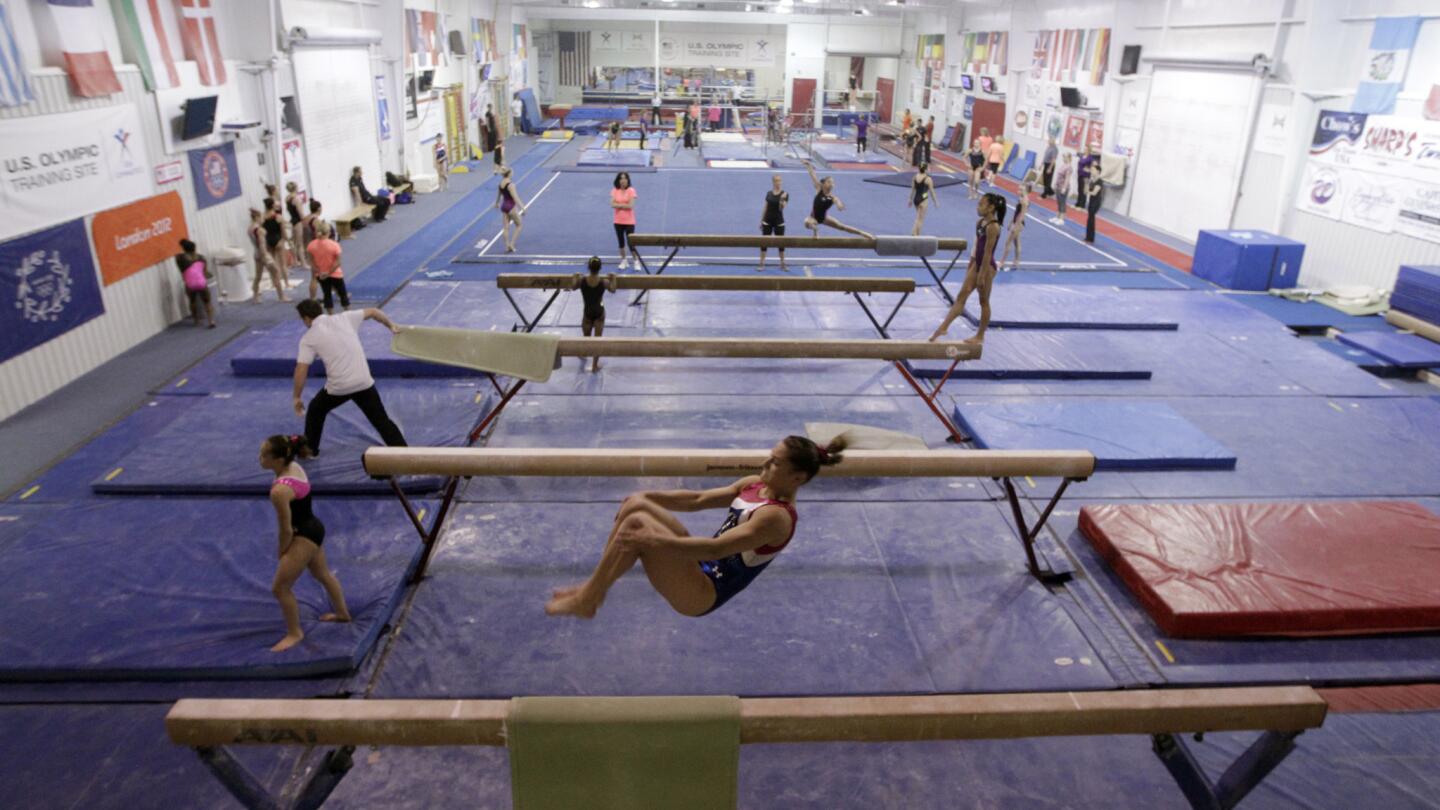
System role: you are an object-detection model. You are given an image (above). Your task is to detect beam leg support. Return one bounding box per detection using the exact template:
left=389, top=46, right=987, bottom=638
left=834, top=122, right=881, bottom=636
left=999, top=476, right=1073, bottom=585
left=921, top=256, right=955, bottom=305
left=892, top=359, right=969, bottom=444
left=194, top=746, right=284, bottom=810
left=506, top=289, right=562, bottom=333
left=631, top=247, right=679, bottom=305
left=1153, top=730, right=1303, bottom=810
left=851, top=291, right=913, bottom=340
left=290, top=746, right=356, bottom=810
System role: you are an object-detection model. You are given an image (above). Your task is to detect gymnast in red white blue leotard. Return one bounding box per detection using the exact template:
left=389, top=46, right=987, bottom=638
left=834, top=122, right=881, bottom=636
left=544, top=434, right=849, bottom=619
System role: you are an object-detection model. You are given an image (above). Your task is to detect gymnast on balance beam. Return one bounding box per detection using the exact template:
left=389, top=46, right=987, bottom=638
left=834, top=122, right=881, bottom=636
left=802, top=161, right=874, bottom=240
left=544, top=434, right=848, bottom=619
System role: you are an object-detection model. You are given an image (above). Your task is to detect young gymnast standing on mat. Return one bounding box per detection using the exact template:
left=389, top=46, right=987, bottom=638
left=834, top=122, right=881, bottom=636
left=261, top=433, right=350, bottom=652
left=802, top=162, right=873, bottom=239
left=611, top=172, right=641, bottom=270
left=545, top=435, right=847, bottom=618
left=573, top=256, right=618, bottom=372
left=757, top=174, right=789, bottom=272
left=496, top=166, right=526, bottom=253
left=998, top=171, right=1036, bottom=270
left=908, top=162, right=939, bottom=235
left=929, top=192, right=1005, bottom=345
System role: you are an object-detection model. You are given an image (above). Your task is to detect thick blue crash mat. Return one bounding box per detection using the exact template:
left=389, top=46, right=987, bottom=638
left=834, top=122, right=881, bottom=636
left=1338, top=331, right=1440, bottom=368
left=91, top=382, right=487, bottom=495
left=577, top=148, right=650, bottom=167
left=954, top=401, right=1236, bottom=471
left=0, top=498, right=422, bottom=681
left=963, top=285, right=1179, bottom=330
left=1223, top=293, right=1395, bottom=333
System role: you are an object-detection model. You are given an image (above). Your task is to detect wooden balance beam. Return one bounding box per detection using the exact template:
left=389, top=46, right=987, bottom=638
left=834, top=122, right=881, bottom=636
left=367, top=446, right=1092, bottom=586
left=167, top=688, right=1326, bottom=810
left=496, top=273, right=915, bottom=293
left=554, top=337, right=978, bottom=361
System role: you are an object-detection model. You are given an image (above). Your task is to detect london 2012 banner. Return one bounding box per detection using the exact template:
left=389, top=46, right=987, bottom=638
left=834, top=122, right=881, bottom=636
left=0, top=219, right=106, bottom=364
left=1295, top=109, right=1440, bottom=243
left=0, top=105, right=153, bottom=243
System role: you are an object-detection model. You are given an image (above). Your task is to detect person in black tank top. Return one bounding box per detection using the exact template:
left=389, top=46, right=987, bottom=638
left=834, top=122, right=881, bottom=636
left=260, top=434, right=350, bottom=653
left=930, top=192, right=1006, bottom=345
left=801, top=161, right=874, bottom=240
left=907, top=162, right=939, bottom=236
left=758, top=174, right=790, bottom=272
left=573, top=256, right=618, bottom=372
left=544, top=434, right=847, bottom=620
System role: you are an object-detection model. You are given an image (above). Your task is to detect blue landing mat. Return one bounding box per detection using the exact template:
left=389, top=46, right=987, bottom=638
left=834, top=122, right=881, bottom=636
left=1313, top=337, right=1401, bottom=373
left=954, top=401, right=1236, bottom=471
left=91, top=382, right=487, bottom=496
left=1051, top=507, right=1440, bottom=686
left=0, top=498, right=423, bottom=680
left=370, top=500, right=1114, bottom=698
left=1338, top=331, right=1440, bottom=368
left=811, top=141, right=887, bottom=163
left=1223, top=293, right=1396, bottom=333
left=463, top=393, right=997, bottom=503
left=963, top=285, right=1179, bottom=330
left=994, top=269, right=1187, bottom=289
left=577, top=148, right=650, bottom=167
left=908, top=331, right=1151, bottom=381
left=1210, top=329, right=1412, bottom=398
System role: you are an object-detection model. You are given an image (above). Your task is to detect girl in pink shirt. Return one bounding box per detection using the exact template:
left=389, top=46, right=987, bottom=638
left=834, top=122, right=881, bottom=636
left=611, top=172, right=640, bottom=270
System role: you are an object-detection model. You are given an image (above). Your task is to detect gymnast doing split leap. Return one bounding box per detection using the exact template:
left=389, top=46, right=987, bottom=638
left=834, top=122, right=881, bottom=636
left=929, top=192, right=1005, bottom=345
left=544, top=434, right=847, bottom=618
left=802, top=161, right=873, bottom=240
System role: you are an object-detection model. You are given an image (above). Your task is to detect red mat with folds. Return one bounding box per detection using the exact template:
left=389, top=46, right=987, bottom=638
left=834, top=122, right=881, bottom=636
left=1080, top=501, right=1440, bottom=638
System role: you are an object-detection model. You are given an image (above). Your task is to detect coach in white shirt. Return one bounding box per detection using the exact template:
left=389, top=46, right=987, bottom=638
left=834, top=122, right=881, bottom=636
left=292, top=299, right=408, bottom=455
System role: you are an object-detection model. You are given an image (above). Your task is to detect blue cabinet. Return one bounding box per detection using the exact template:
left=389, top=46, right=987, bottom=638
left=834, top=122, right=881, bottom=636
left=1193, top=230, right=1306, bottom=291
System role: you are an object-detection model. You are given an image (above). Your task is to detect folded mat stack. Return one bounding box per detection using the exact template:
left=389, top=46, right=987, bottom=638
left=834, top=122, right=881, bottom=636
left=1391, top=265, right=1440, bottom=324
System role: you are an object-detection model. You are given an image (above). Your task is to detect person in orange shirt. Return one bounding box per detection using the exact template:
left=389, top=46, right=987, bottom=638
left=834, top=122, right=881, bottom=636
left=611, top=172, right=641, bottom=270
left=985, top=137, right=1007, bottom=185
left=902, top=108, right=913, bottom=133
left=305, top=222, right=349, bottom=314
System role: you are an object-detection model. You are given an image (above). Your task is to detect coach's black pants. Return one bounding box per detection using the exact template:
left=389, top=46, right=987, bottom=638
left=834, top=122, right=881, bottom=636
left=305, top=385, right=407, bottom=454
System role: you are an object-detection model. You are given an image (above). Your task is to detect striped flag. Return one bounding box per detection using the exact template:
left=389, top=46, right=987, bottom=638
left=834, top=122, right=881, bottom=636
left=177, top=0, right=225, bottom=86
left=47, top=0, right=121, bottom=97
left=558, top=31, right=589, bottom=87
left=115, top=0, right=179, bottom=90
left=405, top=9, right=441, bottom=68
left=0, top=0, right=34, bottom=107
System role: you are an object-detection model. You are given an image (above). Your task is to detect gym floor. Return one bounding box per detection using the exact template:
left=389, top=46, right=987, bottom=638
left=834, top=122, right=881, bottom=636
left=3, top=131, right=1440, bottom=808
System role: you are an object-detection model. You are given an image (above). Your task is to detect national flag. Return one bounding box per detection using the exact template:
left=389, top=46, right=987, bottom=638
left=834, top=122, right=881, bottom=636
left=1089, top=28, right=1110, bottom=86
left=0, top=0, right=34, bottom=107
left=558, top=31, right=590, bottom=87
left=177, top=0, right=226, bottom=86
left=47, top=0, right=121, bottom=97
left=1353, top=16, right=1422, bottom=115
left=115, top=0, right=179, bottom=91
left=405, top=9, right=440, bottom=69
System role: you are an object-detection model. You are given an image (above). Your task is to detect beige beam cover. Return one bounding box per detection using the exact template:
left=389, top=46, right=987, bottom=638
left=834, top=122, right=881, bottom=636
left=362, top=447, right=1098, bottom=480
left=552, top=337, right=979, bottom=360
left=496, top=274, right=915, bottom=293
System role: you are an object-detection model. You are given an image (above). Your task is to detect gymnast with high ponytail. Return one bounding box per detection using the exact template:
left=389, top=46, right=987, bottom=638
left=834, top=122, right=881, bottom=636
left=260, top=433, right=351, bottom=652
left=546, top=434, right=848, bottom=619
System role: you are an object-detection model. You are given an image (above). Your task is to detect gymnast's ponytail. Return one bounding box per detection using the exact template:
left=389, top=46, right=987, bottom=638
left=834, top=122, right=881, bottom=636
left=265, top=433, right=314, bottom=463
left=783, top=433, right=849, bottom=482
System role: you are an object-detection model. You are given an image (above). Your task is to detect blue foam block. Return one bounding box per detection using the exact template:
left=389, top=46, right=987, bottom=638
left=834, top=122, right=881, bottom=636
left=1222, top=293, right=1395, bottom=333
left=963, top=286, right=1179, bottom=330
left=371, top=500, right=1112, bottom=698
left=91, top=382, right=486, bottom=495
left=0, top=498, right=422, bottom=680
left=1338, top=331, right=1440, bottom=368
left=577, top=148, right=649, bottom=167
left=953, top=401, right=1236, bottom=471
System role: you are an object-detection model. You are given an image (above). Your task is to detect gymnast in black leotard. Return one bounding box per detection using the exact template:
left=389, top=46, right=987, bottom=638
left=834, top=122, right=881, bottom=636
left=573, top=255, right=618, bottom=372
left=908, top=162, right=939, bottom=236
left=930, top=192, right=1006, bottom=346
left=801, top=161, right=873, bottom=239
left=758, top=174, right=790, bottom=272
left=496, top=166, right=525, bottom=253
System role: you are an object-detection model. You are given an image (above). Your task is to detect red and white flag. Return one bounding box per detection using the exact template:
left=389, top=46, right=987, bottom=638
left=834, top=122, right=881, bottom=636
left=115, top=0, right=180, bottom=90
left=46, top=0, right=122, bottom=97
left=176, top=0, right=225, bottom=86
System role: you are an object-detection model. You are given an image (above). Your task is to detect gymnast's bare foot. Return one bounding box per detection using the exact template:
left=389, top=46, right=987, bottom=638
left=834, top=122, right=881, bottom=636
left=545, top=588, right=599, bottom=618
left=271, top=633, right=304, bottom=652
left=927, top=330, right=945, bottom=343
left=320, top=612, right=351, bottom=623
left=962, top=335, right=985, bottom=345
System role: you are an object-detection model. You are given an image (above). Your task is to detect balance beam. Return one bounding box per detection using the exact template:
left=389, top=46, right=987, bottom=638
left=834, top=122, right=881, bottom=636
left=496, top=273, right=915, bottom=293
left=363, top=447, right=1097, bottom=480
left=625, top=234, right=968, bottom=253
left=552, top=337, right=978, bottom=360
left=1386, top=308, right=1440, bottom=344
left=168, top=688, right=1325, bottom=810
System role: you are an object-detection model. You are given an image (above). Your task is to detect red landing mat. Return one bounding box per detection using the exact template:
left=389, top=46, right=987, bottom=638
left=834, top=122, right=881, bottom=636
left=1079, top=501, right=1440, bottom=638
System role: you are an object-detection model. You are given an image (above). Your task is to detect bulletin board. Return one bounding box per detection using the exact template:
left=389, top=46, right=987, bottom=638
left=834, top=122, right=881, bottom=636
left=292, top=46, right=383, bottom=214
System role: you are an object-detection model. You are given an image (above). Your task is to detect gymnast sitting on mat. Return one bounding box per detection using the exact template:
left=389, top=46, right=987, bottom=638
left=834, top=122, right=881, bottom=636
left=802, top=161, right=874, bottom=240
left=545, top=434, right=847, bottom=619
left=260, top=434, right=350, bottom=652
left=929, top=192, right=1005, bottom=345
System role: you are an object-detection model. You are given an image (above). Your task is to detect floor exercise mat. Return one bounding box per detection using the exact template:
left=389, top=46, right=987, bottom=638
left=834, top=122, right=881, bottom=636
left=1081, top=501, right=1440, bottom=637
left=370, top=500, right=1115, bottom=698
left=1337, top=331, right=1440, bottom=368
left=1048, top=507, right=1440, bottom=685
left=811, top=141, right=887, bottom=163
left=962, top=286, right=1180, bottom=330
left=577, top=148, right=650, bottom=167
left=908, top=331, right=1151, bottom=381
left=863, top=172, right=967, bottom=189
left=0, top=498, right=423, bottom=680
left=954, top=401, right=1235, bottom=471
left=92, top=382, right=487, bottom=495
left=1223, top=293, right=1395, bottom=333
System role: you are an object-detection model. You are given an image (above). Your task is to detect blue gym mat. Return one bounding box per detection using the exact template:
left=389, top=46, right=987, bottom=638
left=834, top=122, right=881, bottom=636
left=993, top=270, right=1188, bottom=290
left=908, top=331, right=1151, bottom=381
left=0, top=498, right=423, bottom=680
left=1210, top=328, right=1411, bottom=398
left=1338, top=331, right=1440, bottom=368
left=1222, top=293, right=1396, bottom=333
left=953, top=401, right=1236, bottom=471
left=811, top=140, right=887, bottom=163
left=1006, top=150, right=1037, bottom=181
left=1313, top=337, right=1401, bottom=373
left=568, top=106, right=628, bottom=120
left=91, top=382, right=487, bottom=496
left=577, top=148, right=650, bottom=167
left=863, top=172, right=967, bottom=189
left=370, top=499, right=1115, bottom=698
left=963, top=286, right=1179, bottom=330
left=1050, top=506, right=1440, bottom=686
